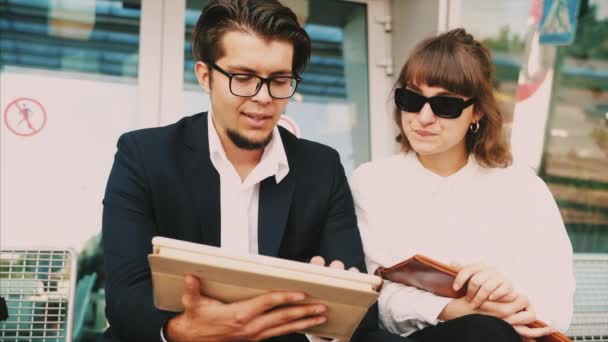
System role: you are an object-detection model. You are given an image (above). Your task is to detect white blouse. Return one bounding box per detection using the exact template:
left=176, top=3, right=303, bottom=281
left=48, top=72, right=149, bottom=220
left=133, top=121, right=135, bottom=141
left=350, top=152, right=575, bottom=337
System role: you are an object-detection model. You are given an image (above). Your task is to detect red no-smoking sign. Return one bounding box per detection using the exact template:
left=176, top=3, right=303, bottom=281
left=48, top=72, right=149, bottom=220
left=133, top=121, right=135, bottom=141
left=3, top=97, right=47, bottom=137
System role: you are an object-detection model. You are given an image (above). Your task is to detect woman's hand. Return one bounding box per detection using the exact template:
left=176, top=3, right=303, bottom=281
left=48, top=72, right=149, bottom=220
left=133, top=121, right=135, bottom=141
left=504, top=304, right=555, bottom=339
left=439, top=291, right=528, bottom=321
left=453, top=263, right=515, bottom=308
left=438, top=292, right=555, bottom=340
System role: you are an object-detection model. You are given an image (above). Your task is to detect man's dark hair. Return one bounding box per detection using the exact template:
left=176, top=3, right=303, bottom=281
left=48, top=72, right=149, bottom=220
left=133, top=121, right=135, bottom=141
left=192, top=0, right=312, bottom=75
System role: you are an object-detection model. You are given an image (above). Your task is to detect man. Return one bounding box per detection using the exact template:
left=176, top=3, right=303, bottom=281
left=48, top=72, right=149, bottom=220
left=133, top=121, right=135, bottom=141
left=102, top=1, right=410, bottom=341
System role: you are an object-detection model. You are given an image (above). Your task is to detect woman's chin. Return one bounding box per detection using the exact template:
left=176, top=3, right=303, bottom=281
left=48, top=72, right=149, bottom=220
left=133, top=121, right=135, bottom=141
left=410, top=143, right=440, bottom=156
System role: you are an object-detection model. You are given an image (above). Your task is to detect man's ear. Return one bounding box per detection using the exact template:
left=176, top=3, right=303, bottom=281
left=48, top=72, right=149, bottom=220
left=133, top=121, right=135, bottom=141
left=194, top=61, right=211, bottom=93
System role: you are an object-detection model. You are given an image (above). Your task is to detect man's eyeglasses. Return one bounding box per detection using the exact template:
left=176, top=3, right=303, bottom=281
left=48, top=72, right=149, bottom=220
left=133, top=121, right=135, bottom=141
left=210, top=63, right=300, bottom=99
left=395, top=88, right=475, bottom=119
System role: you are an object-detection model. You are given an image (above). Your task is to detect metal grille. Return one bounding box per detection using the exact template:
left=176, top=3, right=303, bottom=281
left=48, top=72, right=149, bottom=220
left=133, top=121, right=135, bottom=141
left=0, top=249, right=76, bottom=342
left=568, top=254, right=608, bottom=342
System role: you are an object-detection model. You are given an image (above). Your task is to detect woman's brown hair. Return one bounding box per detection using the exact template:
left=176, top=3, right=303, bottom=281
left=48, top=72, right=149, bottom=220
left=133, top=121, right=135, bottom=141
left=394, top=28, right=512, bottom=168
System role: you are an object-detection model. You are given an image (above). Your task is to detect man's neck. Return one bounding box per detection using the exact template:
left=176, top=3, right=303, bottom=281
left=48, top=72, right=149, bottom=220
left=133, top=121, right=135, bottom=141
left=218, top=132, right=264, bottom=182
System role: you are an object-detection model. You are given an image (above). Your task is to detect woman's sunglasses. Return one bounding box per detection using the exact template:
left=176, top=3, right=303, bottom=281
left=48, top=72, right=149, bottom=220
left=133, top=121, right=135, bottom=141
left=395, top=88, right=475, bottom=119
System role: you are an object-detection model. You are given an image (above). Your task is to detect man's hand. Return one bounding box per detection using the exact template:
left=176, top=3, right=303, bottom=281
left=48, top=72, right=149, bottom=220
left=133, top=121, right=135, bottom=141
left=166, top=275, right=328, bottom=342
left=307, top=256, right=356, bottom=342
left=309, top=256, right=360, bottom=272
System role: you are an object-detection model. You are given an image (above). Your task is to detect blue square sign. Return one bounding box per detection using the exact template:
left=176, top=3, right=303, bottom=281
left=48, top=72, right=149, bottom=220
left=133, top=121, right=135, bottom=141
left=539, top=0, right=581, bottom=45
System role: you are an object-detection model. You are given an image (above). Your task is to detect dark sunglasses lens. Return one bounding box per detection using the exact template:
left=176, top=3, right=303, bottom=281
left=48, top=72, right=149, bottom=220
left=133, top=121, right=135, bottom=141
left=395, top=88, right=426, bottom=112
left=429, top=96, right=465, bottom=118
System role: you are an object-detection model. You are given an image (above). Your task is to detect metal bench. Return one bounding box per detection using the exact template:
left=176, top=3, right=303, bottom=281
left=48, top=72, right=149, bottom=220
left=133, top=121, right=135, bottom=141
left=567, top=254, right=608, bottom=342
left=0, top=249, right=77, bottom=341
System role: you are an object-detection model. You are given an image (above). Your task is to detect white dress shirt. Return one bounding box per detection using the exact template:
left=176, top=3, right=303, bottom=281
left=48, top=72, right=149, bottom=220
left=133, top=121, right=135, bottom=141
left=350, top=152, right=575, bottom=337
left=161, top=111, right=333, bottom=342
left=207, top=111, right=289, bottom=255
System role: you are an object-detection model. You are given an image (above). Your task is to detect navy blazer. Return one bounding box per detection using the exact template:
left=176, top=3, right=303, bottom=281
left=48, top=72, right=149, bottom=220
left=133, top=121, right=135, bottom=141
left=101, top=112, right=410, bottom=341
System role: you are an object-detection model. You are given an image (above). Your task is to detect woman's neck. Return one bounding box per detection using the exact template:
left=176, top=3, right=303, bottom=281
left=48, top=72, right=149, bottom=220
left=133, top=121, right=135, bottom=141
left=416, top=147, right=469, bottom=177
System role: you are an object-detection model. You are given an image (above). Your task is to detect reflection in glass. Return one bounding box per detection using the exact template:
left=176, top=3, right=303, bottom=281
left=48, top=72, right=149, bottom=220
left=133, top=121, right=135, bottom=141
left=459, top=0, right=531, bottom=130
left=0, top=0, right=141, bottom=79
left=541, top=0, right=608, bottom=252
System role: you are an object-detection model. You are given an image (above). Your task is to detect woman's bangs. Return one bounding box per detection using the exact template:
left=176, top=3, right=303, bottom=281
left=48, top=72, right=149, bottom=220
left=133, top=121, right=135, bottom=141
left=404, top=48, right=479, bottom=97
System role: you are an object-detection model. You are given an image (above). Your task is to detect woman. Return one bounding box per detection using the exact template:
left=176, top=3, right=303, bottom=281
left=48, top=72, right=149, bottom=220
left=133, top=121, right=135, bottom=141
left=351, top=28, right=574, bottom=342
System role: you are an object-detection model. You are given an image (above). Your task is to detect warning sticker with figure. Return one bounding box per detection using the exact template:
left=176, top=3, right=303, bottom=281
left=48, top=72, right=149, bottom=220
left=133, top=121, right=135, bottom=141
left=3, top=97, right=47, bottom=137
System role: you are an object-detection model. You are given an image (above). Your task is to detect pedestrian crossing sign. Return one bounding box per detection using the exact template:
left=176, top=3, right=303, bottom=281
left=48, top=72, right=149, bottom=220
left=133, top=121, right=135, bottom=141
left=539, top=0, right=581, bottom=45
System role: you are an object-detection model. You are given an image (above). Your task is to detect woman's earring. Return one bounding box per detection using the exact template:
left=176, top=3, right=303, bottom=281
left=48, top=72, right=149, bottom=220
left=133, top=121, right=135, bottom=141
left=469, top=121, right=480, bottom=134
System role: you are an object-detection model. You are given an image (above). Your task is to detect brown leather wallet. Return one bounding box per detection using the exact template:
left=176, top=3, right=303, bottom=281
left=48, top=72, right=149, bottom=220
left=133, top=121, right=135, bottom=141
left=375, top=254, right=466, bottom=297
left=374, top=254, right=572, bottom=342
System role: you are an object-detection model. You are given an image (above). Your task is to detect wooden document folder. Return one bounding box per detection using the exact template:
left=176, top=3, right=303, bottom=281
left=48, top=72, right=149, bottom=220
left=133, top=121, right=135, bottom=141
left=148, top=237, right=383, bottom=341
left=375, top=254, right=572, bottom=342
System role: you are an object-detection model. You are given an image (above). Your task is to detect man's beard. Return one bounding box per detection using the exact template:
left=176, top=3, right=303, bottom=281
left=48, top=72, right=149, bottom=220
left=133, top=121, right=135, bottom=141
left=227, top=129, right=273, bottom=150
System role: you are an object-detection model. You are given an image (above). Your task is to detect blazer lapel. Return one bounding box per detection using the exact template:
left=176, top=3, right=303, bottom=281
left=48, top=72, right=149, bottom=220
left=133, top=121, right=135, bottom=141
left=257, top=170, right=295, bottom=257
left=178, top=112, right=221, bottom=247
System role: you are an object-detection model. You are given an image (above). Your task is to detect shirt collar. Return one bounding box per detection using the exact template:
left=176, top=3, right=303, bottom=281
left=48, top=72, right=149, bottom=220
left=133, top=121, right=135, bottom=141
left=207, top=109, right=289, bottom=185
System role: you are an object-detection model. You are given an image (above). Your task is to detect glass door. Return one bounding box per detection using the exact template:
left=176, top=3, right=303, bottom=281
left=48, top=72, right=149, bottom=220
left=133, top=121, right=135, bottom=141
left=0, top=0, right=162, bottom=250
left=158, top=0, right=394, bottom=175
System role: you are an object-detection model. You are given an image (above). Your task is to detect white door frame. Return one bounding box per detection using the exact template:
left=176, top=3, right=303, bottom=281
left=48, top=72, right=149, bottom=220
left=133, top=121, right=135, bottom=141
left=137, top=0, right=164, bottom=128
left=364, top=0, right=398, bottom=160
